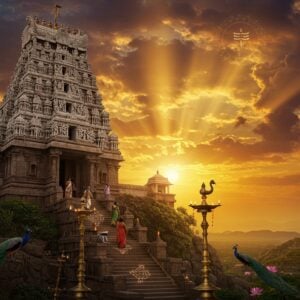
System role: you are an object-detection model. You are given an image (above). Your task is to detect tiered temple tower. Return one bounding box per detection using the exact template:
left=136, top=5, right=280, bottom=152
left=0, top=16, right=122, bottom=205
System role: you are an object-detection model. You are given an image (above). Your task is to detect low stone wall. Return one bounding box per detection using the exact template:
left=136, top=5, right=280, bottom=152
left=118, top=184, right=147, bottom=198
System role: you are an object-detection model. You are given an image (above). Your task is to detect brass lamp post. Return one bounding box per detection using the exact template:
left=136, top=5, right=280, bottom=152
left=189, top=180, right=221, bottom=300
left=69, top=201, right=94, bottom=299
left=53, top=252, right=69, bottom=300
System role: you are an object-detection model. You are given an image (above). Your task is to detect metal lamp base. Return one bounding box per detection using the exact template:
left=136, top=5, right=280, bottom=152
left=194, top=282, right=218, bottom=300
left=70, top=283, right=91, bottom=299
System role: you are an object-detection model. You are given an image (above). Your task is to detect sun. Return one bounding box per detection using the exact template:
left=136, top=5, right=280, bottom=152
left=165, top=169, right=179, bottom=184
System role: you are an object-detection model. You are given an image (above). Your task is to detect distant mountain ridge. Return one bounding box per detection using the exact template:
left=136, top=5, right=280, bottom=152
left=210, top=230, right=300, bottom=241
left=260, top=238, right=300, bottom=275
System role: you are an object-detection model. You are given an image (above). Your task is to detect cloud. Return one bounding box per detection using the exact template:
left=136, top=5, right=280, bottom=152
left=0, top=0, right=299, bottom=165
left=234, top=116, right=247, bottom=128
left=111, top=111, right=182, bottom=137
left=181, top=122, right=299, bottom=164
left=254, top=95, right=300, bottom=153
left=239, top=173, right=300, bottom=186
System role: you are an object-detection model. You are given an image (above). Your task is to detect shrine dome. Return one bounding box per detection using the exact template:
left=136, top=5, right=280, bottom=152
left=147, top=170, right=172, bottom=185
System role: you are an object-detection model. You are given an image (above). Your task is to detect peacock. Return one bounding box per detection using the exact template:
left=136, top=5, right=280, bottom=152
left=0, top=228, right=31, bottom=265
left=233, top=244, right=300, bottom=298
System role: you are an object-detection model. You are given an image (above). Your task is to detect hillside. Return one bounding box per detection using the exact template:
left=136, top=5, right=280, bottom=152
left=210, top=230, right=300, bottom=243
left=260, top=238, right=300, bottom=275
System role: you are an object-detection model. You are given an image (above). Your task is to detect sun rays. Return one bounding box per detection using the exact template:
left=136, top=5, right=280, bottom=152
left=0, top=0, right=298, bottom=232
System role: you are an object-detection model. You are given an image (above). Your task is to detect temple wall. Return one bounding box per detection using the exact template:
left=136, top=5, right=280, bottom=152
left=118, top=184, right=147, bottom=197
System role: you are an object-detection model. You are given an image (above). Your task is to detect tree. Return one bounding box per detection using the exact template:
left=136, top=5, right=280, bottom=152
left=0, top=199, right=58, bottom=241
left=117, top=194, right=195, bottom=258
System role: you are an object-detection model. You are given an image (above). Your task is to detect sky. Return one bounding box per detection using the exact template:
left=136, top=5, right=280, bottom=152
left=0, top=0, right=299, bottom=232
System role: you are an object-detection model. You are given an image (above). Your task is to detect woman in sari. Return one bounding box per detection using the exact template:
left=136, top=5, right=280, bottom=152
left=111, top=202, right=120, bottom=226
left=116, top=218, right=127, bottom=248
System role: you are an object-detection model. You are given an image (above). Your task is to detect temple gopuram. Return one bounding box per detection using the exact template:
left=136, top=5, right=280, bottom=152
left=0, top=16, right=122, bottom=205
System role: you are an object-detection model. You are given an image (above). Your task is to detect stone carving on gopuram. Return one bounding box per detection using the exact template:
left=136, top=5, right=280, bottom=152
left=0, top=16, right=123, bottom=205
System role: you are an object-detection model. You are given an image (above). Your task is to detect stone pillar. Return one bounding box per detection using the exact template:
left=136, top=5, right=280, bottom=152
left=123, top=209, right=134, bottom=229
left=129, top=218, right=147, bottom=243
left=167, top=258, right=184, bottom=277
left=10, top=150, right=21, bottom=176
left=115, top=163, right=120, bottom=185
left=90, top=161, right=95, bottom=188
left=75, top=163, right=80, bottom=197
left=5, top=153, right=12, bottom=178
left=106, top=161, right=120, bottom=186
left=85, top=155, right=98, bottom=193
left=48, top=149, right=62, bottom=203
left=49, top=148, right=61, bottom=186
left=150, top=231, right=167, bottom=260
left=95, top=162, right=102, bottom=200
left=106, top=162, right=113, bottom=185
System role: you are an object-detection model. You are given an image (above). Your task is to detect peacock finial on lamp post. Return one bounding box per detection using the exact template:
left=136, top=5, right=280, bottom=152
left=189, top=179, right=221, bottom=300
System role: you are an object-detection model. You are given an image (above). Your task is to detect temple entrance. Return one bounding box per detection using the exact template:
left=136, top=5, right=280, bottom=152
left=59, top=157, right=85, bottom=197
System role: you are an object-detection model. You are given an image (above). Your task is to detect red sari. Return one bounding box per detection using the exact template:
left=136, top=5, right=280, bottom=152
left=116, top=221, right=127, bottom=248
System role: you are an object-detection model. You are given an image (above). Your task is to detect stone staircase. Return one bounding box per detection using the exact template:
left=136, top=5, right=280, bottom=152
left=90, top=200, right=187, bottom=299
left=49, top=198, right=188, bottom=299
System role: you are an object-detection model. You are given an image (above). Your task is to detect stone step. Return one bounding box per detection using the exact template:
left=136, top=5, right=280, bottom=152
left=73, top=207, right=186, bottom=299
left=132, top=291, right=186, bottom=297
left=110, top=259, right=156, bottom=264
left=110, top=253, right=152, bottom=258
left=110, top=252, right=152, bottom=256
left=113, top=271, right=166, bottom=277
left=144, top=295, right=187, bottom=300
left=112, top=262, right=158, bottom=267
left=114, top=270, right=164, bottom=275
left=130, top=287, right=182, bottom=293
left=126, top=277, right=174, bottom=283
left=128, top=283, right=177, bottom=289
left=113, top=265, right=165, bottom=270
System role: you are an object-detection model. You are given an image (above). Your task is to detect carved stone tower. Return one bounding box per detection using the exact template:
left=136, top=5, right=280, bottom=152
left=0, top=16, right=122, bottom=205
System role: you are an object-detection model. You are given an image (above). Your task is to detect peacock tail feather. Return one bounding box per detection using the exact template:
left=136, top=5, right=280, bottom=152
left=234, top=246, right=300, bottom=297
left=0, top=237, right=23, bottom=265
left=0, top=239, right=10, bottom=265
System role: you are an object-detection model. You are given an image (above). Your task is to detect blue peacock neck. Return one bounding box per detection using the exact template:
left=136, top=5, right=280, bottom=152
left=21, top=231, right=30, bottom=246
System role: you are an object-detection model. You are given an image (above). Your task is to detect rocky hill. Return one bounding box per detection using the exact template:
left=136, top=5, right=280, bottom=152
left=259, top=238, right=300, bottom=275
left=0, top=239, right=57, bottom=299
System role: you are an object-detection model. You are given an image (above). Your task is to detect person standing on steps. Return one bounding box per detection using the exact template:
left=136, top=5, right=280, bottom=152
left=116, top=217, right=127, bottom=248
left=111, top=202, right=120, bottom=226
left=81, top=186, right=93, bottom=209
left=104, top=184, right=110, bottom=201
left=65, top=177, right=72, bottom=199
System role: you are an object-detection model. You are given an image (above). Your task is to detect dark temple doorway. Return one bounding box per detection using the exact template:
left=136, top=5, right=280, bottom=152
left=59, top=158, right=81, bottom=197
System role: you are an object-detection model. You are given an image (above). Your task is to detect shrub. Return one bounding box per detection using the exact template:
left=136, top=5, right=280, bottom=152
left=117, top=194, right=195, bottom=258
left=215, top=288, right=248, bottom=299
left=0, top=199, right=58, bottom=241
left=10, top=284, right=51, bottom=300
